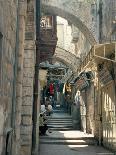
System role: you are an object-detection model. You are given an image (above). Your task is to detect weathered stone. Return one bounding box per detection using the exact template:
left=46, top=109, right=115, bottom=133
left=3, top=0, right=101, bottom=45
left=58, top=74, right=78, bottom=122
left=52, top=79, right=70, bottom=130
left=22, top=86, right=33, bottom=97
left=24, top=50, right=35, bottom=59
left=20, top=146, right=31, bottom=155
left=23, top=58, right=34, bottom=68
left=22, top=96, right=33, bottom=106
left=0, top=106, right=4, bottom=136
left=42, top=0, right=98, bottom=45
left=22, top=116, right=32, bottom=125
left=21, top=106, right=33, bottom=115
left=23, top=77, right=34, bottom=87
left=20, top=125, right=32, bottom=135
left=23, top=67, right=34, bottom=78
left=24, top=40, right=35, bottom=50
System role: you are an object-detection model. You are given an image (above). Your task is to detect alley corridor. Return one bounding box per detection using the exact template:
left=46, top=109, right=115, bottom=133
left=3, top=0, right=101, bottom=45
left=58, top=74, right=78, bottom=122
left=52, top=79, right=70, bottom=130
left=0, top=0, right=116, bottom=155
left=39, top=107, right=114, bottom=155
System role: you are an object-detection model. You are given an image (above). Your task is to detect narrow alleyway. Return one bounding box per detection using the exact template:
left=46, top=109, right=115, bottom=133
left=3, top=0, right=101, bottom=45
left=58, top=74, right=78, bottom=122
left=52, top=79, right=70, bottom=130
left=39, top=107, right=114, bottom=155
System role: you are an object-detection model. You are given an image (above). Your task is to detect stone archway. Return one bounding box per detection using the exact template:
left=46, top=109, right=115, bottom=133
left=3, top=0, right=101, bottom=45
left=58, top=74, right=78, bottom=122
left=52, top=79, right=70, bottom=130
left=53, top=46, right=80, bottom=73
left=42, top=0, right=98, bottom=45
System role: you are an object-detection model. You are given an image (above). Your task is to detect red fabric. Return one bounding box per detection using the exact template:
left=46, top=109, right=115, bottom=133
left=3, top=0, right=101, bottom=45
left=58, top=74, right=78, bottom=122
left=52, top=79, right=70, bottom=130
left=49, top=83, right=54, bottom=95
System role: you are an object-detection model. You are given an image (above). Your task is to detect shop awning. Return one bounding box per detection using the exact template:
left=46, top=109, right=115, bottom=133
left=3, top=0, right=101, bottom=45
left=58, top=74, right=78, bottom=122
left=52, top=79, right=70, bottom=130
left=78, top=42, right=116, bottom=72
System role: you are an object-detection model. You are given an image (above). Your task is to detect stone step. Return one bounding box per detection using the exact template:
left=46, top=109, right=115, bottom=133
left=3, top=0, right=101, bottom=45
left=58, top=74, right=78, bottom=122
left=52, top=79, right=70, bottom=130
left=53, top=110, right=66, bottom=113
left=48, top=125, right=73, bottom=128
left=47, top=121, right=72, bottom=124
left=48, top=118, right=72, bottom=120
left=40, top=139, right=97, bottom=145
left=40, top=136, right=95, bottom=141
left=47, top=123, right=73, bottom=127
left=48, top=115, right=72, bottom=119
left=48, top=124, right=73, bottom=127
left=48, top=119, right=72, bottom=121
left=48, top=127, right=73, bottom=131
left=48, top=118, right=72, bottom=121
left=48, top=122, right=73, bottom=124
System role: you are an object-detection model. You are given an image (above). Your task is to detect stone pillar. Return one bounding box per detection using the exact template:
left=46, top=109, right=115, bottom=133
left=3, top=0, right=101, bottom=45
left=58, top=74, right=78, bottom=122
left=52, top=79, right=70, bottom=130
left=20, top=0, right=36, bottom=155
left=13, top=1, right=27, bottom=155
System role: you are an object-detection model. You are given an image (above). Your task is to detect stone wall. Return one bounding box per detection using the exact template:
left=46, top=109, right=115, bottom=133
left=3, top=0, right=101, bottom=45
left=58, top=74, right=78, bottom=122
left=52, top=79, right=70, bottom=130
left=99, top=0, right=116, bottom=42
left=71, top=25, right=91, bottom=60
left=42, top=0, right=98, bottom=45
left=0, top=1, right=17, bottom=155
left=86, top=83, right=95, bottom=135
left=20, top=0, right=36, bottom=155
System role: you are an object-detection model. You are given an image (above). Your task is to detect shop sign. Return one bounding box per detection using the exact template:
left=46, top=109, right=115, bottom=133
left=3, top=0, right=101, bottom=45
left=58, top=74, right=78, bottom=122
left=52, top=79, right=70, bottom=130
left=77, top=73, right=89, bottom=90
left=98, top=68, right=112, bottom=85
left=98, top=65, right=112, bottom=85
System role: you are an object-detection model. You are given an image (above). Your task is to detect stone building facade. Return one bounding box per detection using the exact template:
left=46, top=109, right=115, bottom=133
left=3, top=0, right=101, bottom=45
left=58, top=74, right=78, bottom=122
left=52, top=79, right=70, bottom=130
left=0, top=1, right=17, bottom=155
left=62, top=0, right=116, bottom=151
left=0, top=0, right=116, bottom=155
left=0, top=0, right=37, bottom=155
left=99, top=0, right=116, bottom=42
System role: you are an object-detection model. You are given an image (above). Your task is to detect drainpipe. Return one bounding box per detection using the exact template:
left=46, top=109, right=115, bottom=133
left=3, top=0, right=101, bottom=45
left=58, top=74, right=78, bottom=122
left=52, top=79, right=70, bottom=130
left=32, top=0, right=41, bottom=154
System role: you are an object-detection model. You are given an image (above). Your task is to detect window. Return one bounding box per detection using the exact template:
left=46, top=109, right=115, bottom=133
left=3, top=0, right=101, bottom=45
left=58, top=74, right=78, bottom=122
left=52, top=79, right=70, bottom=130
left=40, top=16, right=53, bottom=29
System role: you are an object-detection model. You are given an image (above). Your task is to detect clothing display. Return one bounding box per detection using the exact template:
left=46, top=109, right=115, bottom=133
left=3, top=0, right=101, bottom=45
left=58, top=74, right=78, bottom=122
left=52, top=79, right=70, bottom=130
left=49, top=83, right=54, bottom=95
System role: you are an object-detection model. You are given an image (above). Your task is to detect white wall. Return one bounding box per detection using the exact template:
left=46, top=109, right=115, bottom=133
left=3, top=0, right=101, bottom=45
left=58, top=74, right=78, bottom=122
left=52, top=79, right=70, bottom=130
left=57, top=16, right=73, bottom=51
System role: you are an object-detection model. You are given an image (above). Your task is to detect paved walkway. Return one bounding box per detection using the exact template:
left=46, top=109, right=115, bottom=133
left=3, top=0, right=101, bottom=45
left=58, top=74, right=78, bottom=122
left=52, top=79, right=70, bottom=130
left=39, top=130, right=113, bottom=155
left=40, top=144, right=113, bottom=155
left=39, top=109, right=114, bottom=155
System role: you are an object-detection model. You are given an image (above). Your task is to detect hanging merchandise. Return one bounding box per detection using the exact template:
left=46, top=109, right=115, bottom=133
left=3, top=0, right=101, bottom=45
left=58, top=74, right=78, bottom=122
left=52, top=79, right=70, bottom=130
left=49, top=83, right=54, bottom=95
left=65, top=83, right=71, bottom=94
left=59, top=83, right=64, bottom=93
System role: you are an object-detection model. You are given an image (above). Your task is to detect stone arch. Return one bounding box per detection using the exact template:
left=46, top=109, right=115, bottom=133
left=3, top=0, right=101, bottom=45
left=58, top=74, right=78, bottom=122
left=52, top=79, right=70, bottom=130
left=52, top=46, right=80, bottom=73
left=52, top=56, right=74, bottom=71
left=41, top=0, right=97, bottom=45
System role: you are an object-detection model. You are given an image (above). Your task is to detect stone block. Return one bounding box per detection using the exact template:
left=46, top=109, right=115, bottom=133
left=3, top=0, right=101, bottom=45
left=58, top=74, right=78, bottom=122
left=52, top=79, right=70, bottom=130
left=21, top=106, right=32, bottom=115
left=0, top=135, right=3, bottom=155
left=22, top=86, right=33, bottom=97
left=24, top=40, right=35, bottom=50
left=24, top=49, right=35, bottom=59
left=15, top=125, right=21, bottom=140
left=23, top=58, right=34, bottom=68
left=23, top=67, right=34, bottom=78
left=20, top=146, right=31, bottom=155
left=23, top=77, right=34, bottom=87
left=0, top=105, right=4, bottom=135
left=22, top=116, right=32, bottom=125
left=20, top=125, right=32, bottom=135
left=21, top=134, right=32, bottom=146
left=22, top=96, right=33, bottom=106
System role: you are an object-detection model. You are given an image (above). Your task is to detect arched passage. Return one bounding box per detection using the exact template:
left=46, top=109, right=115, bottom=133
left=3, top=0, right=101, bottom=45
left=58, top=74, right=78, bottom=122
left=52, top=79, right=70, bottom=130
left=52, top=46, right=80, bottom=73
left=41, top=0, right=97, bottom=45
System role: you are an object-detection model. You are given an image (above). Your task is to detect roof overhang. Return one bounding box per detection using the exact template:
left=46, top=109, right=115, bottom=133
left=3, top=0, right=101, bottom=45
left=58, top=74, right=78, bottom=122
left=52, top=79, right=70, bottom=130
left=78, top=42, right=116, bottom=73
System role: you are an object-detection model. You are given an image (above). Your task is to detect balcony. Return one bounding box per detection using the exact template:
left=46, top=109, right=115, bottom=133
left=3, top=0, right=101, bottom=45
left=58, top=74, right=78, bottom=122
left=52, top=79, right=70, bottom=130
left=39, top=15, right=58, bottom=62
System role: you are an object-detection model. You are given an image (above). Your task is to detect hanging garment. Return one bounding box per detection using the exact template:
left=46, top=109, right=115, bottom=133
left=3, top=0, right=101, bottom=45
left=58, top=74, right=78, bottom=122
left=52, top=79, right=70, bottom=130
left=49, top=83, right=54, bottom=95
left=65, top=83, right=71, bottom=92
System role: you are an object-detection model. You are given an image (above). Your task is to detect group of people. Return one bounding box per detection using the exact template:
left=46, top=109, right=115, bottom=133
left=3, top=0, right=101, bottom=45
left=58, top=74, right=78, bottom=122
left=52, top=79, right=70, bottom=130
left=39, top=97, right=53, bottom=135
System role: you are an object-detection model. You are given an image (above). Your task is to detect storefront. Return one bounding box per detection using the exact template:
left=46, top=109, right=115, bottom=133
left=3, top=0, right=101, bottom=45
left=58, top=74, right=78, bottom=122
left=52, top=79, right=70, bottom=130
left=77, top=42, right=116, bottom=150
left=97, top=61, right=116, bottom=150
left=76, top=71, right=95, bottom=133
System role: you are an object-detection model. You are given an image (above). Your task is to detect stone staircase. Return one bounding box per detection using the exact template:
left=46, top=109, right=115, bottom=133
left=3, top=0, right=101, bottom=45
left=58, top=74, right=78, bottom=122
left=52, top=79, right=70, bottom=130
left=47, top=115, right=73, bottom=131
left=40, top=132, right=97, bottom=145
left=40, top=108, right=97, bottom=146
